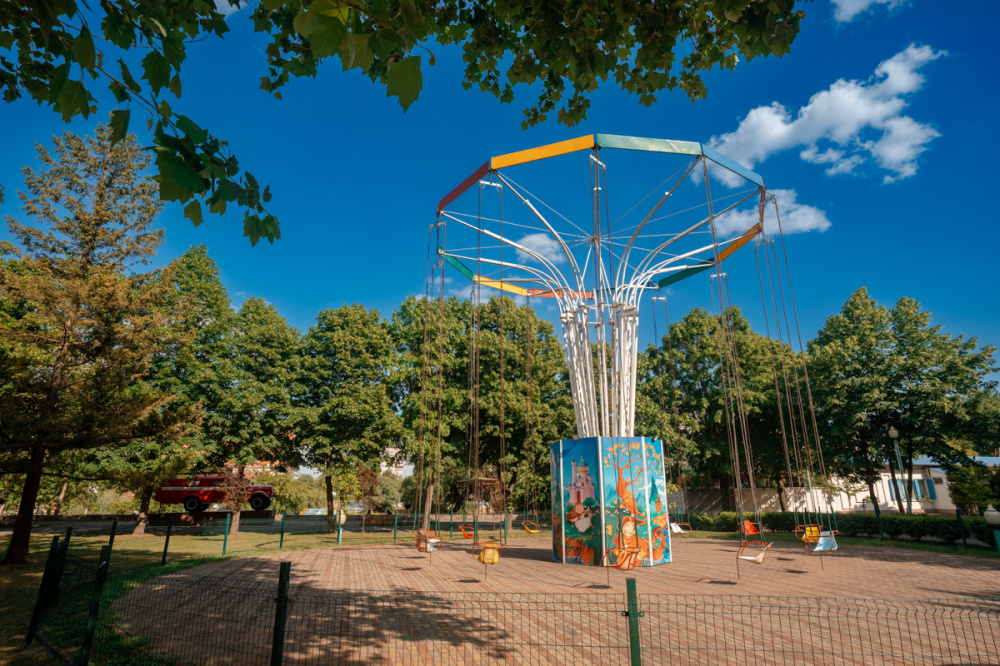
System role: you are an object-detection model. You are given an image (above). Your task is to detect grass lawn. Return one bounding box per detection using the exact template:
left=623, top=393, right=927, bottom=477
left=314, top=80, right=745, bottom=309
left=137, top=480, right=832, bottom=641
left=0, top=521, right=546, bottom=664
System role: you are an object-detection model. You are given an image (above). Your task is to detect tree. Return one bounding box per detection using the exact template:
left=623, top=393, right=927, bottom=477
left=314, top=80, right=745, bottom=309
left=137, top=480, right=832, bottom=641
left=100, top=245, right=229, bottom=534
left=1, top=1, right=811, bottom=244
left=297, top=304, right=401, bottom=533
left=0, top=125, right=195, bottom=565
left=200, top=297, right=301, bottom=540
left=808, top=288, right=998, bottom=515
left=376, top=471, right=403, bottom=512
left=639, top=306, right=788, bottom=511
left=392, top=295, right=573, bottom=529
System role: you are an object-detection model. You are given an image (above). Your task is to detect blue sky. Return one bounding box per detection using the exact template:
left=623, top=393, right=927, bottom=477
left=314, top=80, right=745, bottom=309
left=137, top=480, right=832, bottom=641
left=2, top=0, right=998, bottom=361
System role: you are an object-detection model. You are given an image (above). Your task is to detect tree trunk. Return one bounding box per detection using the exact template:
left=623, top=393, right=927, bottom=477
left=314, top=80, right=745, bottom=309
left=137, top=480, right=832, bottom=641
left=866, top=476, right=883, bottom=530
left=888, top=462, right=905, bottom=514
left=361, top=509, right=368, bottom=534
left=325, top=474, right=336, bottom=534
left=777, top=475, right=788, bottom=512
left=133, top=484, right=154, bottom=535
left=719, top=474, right=735, bottom=512
left=2, top=443, right=46, bottom=565
left=421, top=481, right=435, bottom=531
left=52, top=479, right=69, bottom=516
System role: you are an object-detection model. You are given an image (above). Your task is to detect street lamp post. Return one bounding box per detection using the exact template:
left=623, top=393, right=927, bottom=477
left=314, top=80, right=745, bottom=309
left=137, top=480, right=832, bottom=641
left=888, top=427, right=911, bottom=515
left=984, top=504, right=1000, bottom=552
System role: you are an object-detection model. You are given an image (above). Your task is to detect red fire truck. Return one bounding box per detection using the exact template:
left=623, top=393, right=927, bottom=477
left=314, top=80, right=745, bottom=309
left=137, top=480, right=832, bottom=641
left=155, top=476, right=275, bottom=513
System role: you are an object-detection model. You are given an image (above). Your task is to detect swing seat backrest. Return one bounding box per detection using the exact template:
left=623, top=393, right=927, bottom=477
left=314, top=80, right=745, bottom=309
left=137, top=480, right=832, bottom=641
left=796, top=524, right=822, bottom=543
left=813, top=531, right=838, bottom=552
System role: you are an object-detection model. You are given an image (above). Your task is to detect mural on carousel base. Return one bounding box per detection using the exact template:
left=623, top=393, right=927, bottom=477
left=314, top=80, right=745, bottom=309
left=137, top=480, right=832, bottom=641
left=550, top=437, right=670, bottom=567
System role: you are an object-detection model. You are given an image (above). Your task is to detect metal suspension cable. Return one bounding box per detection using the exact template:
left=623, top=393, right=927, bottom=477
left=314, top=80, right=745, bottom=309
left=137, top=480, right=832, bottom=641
left=754, top=238, right=799, bottom=527
left=415, top=223, right=436, bottom=531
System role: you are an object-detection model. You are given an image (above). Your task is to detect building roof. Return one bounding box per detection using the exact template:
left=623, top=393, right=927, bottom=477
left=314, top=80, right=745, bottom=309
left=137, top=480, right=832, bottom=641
left=912, top=456, right=1000, bottom=471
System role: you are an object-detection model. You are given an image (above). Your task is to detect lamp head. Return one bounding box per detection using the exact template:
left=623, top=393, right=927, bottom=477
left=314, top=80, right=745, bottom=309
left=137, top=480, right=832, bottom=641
left=984, top=504, right=1000, bottom=527
left=888, top=426, right=899, bottom=440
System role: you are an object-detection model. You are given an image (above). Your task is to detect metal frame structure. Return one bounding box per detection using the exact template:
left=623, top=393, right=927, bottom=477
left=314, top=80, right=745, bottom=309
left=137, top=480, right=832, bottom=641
left=436, top=134, right=767, bottom=439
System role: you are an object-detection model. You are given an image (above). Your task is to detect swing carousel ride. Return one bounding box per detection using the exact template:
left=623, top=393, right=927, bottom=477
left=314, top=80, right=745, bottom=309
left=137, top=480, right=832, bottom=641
left=422, top=134, right=838, bottom=575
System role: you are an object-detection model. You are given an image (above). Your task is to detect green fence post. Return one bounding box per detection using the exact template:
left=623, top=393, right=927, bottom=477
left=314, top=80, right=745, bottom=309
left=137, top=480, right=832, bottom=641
left=279, top=513, right=287, bottom=550
left=78, top=545, right=112, bottom=666
left=450, top=510, right=454, bottom=539
left=955, top=509, right=968, bottom=548
left=393, top=511, right=398, bottom=541
left=625, top=577, right=643, bottom=666
left=25, top=536, right=61, bottom=645
left=270, top=561, right=291, bottom=666
left=108, top=519, right=117, bottom=552
left=161, top=516, right=173, bottom=566
left=223, top=513, right=231, bottom=555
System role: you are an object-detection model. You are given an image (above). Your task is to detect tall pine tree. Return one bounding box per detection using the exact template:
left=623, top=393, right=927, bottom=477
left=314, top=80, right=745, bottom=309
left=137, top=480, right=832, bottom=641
left=0, top=125, right=193, bottom=565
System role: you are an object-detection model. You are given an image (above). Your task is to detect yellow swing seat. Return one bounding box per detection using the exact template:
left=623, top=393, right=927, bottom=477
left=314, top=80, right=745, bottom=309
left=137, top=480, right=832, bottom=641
left=522, top=521, right=541, bottom=534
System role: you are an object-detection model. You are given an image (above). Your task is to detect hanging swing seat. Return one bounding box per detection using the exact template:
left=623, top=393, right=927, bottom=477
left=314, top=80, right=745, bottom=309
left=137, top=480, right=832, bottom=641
left=736, top=540, right=772, bottom=564
left=414, top=531, right=441, bottom=553
left=813, top=531, right=838, bottom=552
left=603, top=546, right=642, bottom=571
left=522, top=521, right=541, bottom=534
left=795, top=524, right=823, bottom=544
left=457, top=524, right=476, bottom=539
left=670, top=522, right=692, bottom=534
left=742, top=519, right=763, bottom=536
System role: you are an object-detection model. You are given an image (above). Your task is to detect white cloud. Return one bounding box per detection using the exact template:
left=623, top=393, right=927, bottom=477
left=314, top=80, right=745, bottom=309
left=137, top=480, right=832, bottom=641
left=831, top=0, right=907, bottom=22
left=707, top=44, right=944, bottom=187
left=514, top=233, right=567, bottom=267
left=713, top=189, right=830, bottom=238
left=214, top=0, right=248, bottom=16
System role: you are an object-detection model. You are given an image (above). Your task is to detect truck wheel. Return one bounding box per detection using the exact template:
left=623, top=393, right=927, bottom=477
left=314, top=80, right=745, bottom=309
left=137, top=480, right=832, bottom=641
left=183, top=497, right=204, bottom=513
left=250, top=494, right=271, bottom=511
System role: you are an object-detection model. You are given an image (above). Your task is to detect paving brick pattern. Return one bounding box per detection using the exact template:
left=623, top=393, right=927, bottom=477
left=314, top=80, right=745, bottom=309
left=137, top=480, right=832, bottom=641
left=108, top=536, right=1000, bottom=665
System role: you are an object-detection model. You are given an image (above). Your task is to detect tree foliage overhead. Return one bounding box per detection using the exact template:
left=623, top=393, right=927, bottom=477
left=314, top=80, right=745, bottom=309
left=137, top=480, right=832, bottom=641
left=0, top=0, right=811, bottom=244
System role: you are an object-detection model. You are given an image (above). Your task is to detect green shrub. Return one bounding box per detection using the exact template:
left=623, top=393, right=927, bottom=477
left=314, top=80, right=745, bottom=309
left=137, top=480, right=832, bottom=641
left=965, top=517, right=999, bottom=551
left=715, top=511, right=739, bottom=531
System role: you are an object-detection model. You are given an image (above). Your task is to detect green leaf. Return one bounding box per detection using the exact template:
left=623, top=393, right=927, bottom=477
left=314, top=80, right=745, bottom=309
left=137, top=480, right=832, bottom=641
left=102, top=10, right=134, bottom=49
left=169, top=74, right=182, bottom=97
left=183, top=200, right=203, bottom=227
left=262, top=185, right=272, bottom=203
left=175, top=116, right=207, bottom=144
left=262, top=214, right=280, bottom=241
left=142, top=50, right=171, bottom=94
left=73, top=26, right=95, bottom=70
left=157, top=155, right=204, bottom=196
left=244, top=214, right=264, bottom=246
left=261, top=0, right=284, bottom=8
left=311, top=0, right=350, bottom=22
left=119, top=59, right=141, bottom=92
left=109, top=109, right=130, bottom=144
left=339, top=34, right=374, bottom=72
left=58, top=80, right=89, bottom=121
left=386, top=56, right=422, bottom=111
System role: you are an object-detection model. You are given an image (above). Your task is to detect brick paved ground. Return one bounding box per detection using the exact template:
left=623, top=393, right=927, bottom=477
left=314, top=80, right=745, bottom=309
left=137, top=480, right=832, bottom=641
left=107, top=536, right=1000, bottom=665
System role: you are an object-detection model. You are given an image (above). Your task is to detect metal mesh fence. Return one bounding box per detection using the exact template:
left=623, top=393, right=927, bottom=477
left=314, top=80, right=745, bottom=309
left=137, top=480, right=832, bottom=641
left=280, top=591, right=629, bottom=665
left=85, top=563, right=1000, bottom=666
left=639, top=594, right=1000, bottom=665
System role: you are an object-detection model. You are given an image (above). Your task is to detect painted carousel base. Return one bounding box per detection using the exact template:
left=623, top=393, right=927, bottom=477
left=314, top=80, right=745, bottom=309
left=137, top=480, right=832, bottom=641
left=550, top=436, right=672, bottom=567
